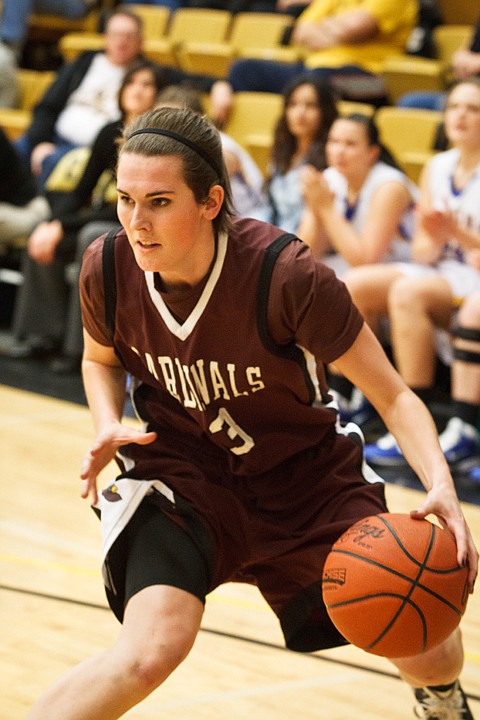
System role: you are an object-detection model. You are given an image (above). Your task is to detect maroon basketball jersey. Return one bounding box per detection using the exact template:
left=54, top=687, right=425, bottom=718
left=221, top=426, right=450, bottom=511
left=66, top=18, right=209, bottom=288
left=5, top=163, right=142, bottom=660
left=81, top=217, right=363, bottom=474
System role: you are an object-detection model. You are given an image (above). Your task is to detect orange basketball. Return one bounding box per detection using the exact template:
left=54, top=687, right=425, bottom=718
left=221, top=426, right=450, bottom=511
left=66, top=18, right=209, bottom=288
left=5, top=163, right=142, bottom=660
left=322, top=513, right=469, bottom=658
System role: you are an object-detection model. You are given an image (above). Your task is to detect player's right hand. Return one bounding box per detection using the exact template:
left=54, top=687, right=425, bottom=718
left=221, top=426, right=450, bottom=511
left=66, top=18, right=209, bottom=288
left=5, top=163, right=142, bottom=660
left=80, top=422, right=157, bottom=505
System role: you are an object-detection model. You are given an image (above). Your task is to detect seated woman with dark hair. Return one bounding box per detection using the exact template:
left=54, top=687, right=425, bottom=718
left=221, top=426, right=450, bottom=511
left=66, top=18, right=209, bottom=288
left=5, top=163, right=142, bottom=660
left=257, top=74, right=338, bottom=233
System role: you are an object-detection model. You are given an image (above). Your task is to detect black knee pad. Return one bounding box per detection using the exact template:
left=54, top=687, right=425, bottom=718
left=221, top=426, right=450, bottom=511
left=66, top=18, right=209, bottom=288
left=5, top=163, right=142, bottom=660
left=452, top=325, right=480, bottom=363
left=453, top=325, right=480, bottom=343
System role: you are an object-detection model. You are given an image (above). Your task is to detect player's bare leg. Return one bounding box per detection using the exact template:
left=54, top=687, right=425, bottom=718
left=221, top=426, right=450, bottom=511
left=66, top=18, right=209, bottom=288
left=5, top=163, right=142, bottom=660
left=27, top=585, right=204, bottom=720
left=388, top=628, right=473, bottom=718
left=389, top=627, right=464, bottom=687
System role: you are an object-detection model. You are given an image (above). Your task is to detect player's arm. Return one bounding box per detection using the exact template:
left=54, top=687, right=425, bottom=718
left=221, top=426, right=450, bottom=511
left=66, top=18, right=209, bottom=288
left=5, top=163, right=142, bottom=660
left=333, top=323, right=478, bottom=590
left=82, top=329, right=127, bottom=431
left=80, top=330, right=157, bottom=504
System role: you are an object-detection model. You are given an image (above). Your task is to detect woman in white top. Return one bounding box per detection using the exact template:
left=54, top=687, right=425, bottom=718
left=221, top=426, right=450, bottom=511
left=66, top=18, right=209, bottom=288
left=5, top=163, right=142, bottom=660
left=344, top=79, right=480, bottom=466
left=297, top=113, right=418, bottom=278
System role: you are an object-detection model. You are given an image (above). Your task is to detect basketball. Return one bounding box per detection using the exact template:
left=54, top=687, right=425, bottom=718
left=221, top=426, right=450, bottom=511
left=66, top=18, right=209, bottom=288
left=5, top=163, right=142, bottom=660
left=322, top=513, right=469, bottom=658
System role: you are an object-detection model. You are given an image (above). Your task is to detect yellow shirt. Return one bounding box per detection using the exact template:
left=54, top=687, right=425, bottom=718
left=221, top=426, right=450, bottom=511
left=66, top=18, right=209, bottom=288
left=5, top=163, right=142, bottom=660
left=298, top=0, right=417, bottom=72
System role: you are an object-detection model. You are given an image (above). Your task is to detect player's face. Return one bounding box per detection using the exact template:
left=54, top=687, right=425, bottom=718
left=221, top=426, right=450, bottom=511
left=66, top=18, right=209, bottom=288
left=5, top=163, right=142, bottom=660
left=326, top=119, right=378, bottom=178
left=444, top=83, right=480, bottom=149
left=117, top=152, right=222, bottom=285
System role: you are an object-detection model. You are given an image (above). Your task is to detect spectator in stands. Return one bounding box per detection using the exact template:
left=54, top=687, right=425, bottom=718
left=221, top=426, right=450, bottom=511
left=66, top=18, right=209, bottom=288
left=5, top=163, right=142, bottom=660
left=256, top=74, right=338, bottom=233
left=0, top=125, right=50, bottom=253
left=298, top=113, right=418, bottom=276
left=210, top=0, right=417, bottom=122
left=398, top=16, right=480, bottom=110
left=0, top=0, right=96, bottom=61
left=340, top=79, right=480, bottom=468
left=297, top=112, right=418, bottom=425
left=4, top=59, right=165, bottom=370
left=13, top=8, right=144, bottom=188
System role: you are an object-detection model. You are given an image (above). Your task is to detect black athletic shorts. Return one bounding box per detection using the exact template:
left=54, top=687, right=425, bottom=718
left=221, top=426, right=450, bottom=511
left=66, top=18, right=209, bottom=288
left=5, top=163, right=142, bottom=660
left=103, top=426, right=388, bottom=653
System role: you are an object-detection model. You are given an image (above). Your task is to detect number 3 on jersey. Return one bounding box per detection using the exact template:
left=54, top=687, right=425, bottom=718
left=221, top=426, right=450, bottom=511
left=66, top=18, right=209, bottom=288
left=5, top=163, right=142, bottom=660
left=209, top=407, right=255, bottom=456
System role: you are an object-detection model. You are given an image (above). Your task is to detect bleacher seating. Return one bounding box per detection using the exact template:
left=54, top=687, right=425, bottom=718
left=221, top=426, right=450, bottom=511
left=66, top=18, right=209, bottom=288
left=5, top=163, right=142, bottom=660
left=177, top=11, right=296, bottom=78
left=136, top=7, right=232, bottom=68
left=123, top=4, right=170, bottom=41
left=0, top=69, right=55, bottom=140
left=375, top=107, right=443, bottom=182
left=436, top=0, right=478, bottom=26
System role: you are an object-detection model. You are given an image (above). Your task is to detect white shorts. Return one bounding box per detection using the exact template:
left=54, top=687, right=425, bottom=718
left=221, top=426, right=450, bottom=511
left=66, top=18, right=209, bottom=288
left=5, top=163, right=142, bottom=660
left=393, top=260, right=480, bottom=304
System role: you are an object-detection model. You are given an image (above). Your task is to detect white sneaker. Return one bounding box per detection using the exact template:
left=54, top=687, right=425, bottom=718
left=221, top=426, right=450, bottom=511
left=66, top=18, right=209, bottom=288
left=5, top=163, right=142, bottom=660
left=414, top=681, right=473, bottom=719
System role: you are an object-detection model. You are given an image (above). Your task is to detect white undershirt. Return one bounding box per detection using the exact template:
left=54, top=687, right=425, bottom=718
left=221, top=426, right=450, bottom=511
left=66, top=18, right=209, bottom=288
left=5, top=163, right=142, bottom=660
left=55, top=54, right=124, bottom=146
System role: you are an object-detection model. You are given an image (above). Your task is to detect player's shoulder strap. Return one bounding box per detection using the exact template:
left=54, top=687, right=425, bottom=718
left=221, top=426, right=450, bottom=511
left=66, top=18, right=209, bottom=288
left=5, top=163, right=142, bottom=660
left=258, top=231, right=297, bottom=292
left=101, top=225, right=122, bottom=339
left=256, top=229, right=314, bottom=365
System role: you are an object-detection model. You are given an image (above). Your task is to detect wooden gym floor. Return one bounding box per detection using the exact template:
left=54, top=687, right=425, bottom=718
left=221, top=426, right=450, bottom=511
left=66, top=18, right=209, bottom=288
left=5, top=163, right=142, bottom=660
left=1, top=383, right=480, bottom=719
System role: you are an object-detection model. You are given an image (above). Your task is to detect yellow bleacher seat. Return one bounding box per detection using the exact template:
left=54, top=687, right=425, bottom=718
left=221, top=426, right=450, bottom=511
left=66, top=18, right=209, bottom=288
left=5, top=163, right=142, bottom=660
left=337, top=100, right=376, bottom=117
left=58, top=32, right=105, bottom=62
left=142, top=8, right=232, bottom=69
left=375, top=107, right=443, bottom=174
left=381, top=56, right=444, bottom=104
left=433, top=24, right=474, bottom=63
left=28, top=9, right=99, bottom=36
left=122, top=4, right=170, bottom=41
left=223, top=91, right=282, bottom=147
left=400, top=150, right=436, bottom=184
left=0, top=69, right=55, bottom=140
left=221, top=91, right=282, bottom=176
left=381, top=24, right=474, bottom=106
left=178, top=11, right=296, bottom=79
left=227, top=12, right=294, bottom=54
left=436, top=0, right=479, bottom=26
left=432, top=24, right=474, bottom=85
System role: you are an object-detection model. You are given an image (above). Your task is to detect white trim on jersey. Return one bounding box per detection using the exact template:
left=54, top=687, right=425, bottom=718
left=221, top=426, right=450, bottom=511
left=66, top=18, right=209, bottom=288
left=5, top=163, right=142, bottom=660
left=144, top=231, right=228, bottom=341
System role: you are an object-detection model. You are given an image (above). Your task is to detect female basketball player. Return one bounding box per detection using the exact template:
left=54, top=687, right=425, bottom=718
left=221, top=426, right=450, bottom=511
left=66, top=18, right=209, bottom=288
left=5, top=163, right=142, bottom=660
left=28, top=107, right=478, bottom=720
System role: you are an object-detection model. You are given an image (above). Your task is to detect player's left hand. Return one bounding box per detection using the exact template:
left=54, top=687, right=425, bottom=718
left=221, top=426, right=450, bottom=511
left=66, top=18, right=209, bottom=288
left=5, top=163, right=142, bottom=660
left=411, top=484, right=478, bottom=594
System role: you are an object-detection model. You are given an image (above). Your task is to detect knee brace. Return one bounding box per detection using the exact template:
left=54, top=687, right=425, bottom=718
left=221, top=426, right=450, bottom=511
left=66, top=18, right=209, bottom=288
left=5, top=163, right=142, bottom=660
left=452, top=325, right=480, bottom=364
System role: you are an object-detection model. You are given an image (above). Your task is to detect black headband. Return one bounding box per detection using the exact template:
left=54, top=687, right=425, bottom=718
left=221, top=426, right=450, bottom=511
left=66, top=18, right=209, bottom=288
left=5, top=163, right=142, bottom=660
left=128, top=127, right=222, bottom=177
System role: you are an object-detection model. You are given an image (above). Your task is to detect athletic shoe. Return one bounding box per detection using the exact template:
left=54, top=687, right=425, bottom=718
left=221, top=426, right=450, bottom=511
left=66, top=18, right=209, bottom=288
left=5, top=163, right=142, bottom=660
left=438, top=418, right=480, bottom=468
left=364, top=431, right=406, bottom=466
left=365, top=418, right=480, bottom=469
left=333, top=387, right=377, bottom=427
left=414, top=681, right=473, bottom=719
